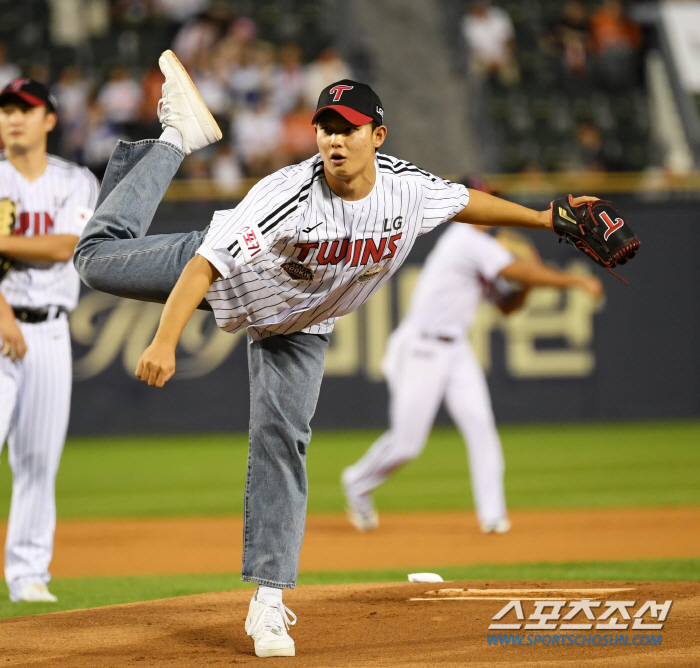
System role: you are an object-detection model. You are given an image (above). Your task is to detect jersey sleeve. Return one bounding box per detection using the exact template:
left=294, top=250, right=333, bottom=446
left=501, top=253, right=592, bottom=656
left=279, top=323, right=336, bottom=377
left=470, top=230, right=515, bottom=281
left=53, top=167, right=100, bottom=236
left=420, top=177, right=470, bottom=235
left=196, top=165, right=314, bottom=278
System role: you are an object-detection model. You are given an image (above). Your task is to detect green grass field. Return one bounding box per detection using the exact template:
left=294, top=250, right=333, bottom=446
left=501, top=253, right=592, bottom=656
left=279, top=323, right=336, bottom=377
left=1, top=421, right=697, bottom=519
left=0, top=421, right=698, bottom=618
left=0, top=559, right=697, bottom=620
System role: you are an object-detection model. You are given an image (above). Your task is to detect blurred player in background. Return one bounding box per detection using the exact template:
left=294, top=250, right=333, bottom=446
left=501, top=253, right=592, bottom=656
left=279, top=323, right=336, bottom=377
left=342, top=178, right=603, bottom=533
left=0, top=79, right=98, bottom=603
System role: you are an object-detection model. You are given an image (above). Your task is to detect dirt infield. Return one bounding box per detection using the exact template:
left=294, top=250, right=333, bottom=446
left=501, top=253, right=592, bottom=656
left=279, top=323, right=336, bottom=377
left=9, top=506, right=699, bottom=577
left=1, top=581, right=697, bottom=667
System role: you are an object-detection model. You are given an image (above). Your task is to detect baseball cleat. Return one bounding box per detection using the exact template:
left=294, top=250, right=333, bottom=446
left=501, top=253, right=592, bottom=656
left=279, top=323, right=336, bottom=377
left=480, top=518, right=511, bottom=535
left=341, top=470, right=379, bottom=531
left=157, top=49, right=222, bottom=155
left=245, top=595, right=296, bottom=658
left=12, top=583, right=58, bottom=603
left=347, top=506, right=379, bottom=532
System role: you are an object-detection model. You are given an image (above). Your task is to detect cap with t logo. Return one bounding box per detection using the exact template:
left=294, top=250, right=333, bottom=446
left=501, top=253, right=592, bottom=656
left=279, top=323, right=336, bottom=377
left=0, top=78, right=57, bottom=112
left=312, top=79, right=384, bottom=127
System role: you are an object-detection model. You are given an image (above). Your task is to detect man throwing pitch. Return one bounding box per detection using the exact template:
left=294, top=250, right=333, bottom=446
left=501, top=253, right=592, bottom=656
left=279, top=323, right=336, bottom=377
left=74, top=51, right=623, bottom=657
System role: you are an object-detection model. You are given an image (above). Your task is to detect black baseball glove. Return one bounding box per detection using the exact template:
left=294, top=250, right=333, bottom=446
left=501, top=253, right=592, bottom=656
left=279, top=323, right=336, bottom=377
left=0, top=255, right=12, bottom=282
left=551, top=196, right=640, bottom=277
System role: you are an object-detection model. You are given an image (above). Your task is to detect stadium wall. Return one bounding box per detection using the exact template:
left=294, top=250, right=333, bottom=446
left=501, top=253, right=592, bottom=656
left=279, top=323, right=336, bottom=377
left=68, top=195, right=700, bottom=434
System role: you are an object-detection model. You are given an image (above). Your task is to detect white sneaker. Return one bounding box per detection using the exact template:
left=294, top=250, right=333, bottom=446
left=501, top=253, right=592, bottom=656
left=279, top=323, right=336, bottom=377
left=245, top=595, right=296, bottom=658
left=157, top=49, right=222, bottom=155
left=480, top=518, right=511, bottom=534
left=12, top=583, right=58, bottom=603
left=341, top=470, right=379, bottom=532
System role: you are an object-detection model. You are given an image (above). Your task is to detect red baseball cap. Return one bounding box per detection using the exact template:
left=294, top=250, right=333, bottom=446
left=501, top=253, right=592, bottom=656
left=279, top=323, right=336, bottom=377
left=0, top=78, right=56, bottom=112
left=312, top=79, right=384, bottom=127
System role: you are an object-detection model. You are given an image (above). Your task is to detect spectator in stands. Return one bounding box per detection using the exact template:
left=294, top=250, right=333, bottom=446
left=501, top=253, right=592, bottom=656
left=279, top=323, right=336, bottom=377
left=304, top=47, right=352, bottom=108
left=82, top=100, right=124, bottom=178
left=112, top=0, right=149, bottom=26
left=172, top=10, right=221, bottom=69
left=549, top=1, right=589, bottom=79
left=461, top=0, right=519, bottom=85
left=227, top=42, right=266, bottom=108
left=215, top=14, right=257, bottom=67
left=153, top=0, right=211, bottom=25
left=588, top=0, right=642, bottom=89
left=281, top=97, right=319, bottom=165
left=256, top=41, right=277, bottom=95
left=181, top=152, right=211, bottom=179
left=211, top=143, right=243, bottom=193
left=52, top=66, right=92, bottom=160
left=137, top=65, right=166, bottom=140
left=272, top=42, right=306, bottom=115
left=49, top=0, right=109, bottom=46
left=575, top=121, right=605, bottom=171
left=229, top=15, right=257, bottom=45
left=232, top=92, right=283, bottom=177
left=190, top=49, right=231, bottom=121
left=0, top=43, right=20, bottom=90
left=53, top=66, right=91, bottom=124
left=97, top=67, right=143, bottom=127
left=28, top=63, right=50, bottom=85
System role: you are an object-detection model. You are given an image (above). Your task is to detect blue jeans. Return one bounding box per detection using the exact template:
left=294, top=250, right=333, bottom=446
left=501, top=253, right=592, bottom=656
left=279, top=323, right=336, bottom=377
left=74, top=140, right=329, bottom=587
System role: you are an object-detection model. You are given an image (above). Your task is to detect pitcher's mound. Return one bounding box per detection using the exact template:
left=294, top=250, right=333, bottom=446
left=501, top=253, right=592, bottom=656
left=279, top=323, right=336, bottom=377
left=2, top=581, right=698, bottom=667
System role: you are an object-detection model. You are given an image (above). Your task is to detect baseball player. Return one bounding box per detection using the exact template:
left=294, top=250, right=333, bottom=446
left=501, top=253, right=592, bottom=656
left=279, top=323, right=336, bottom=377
left=341, top=212, right=603, bottom=534
left=73, top=50, right=609, bottom=657
left=0, top=78, right=99, bottom=603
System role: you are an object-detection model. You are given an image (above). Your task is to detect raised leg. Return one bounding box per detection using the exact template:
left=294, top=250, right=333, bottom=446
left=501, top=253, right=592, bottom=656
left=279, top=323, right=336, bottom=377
left=74, top=139, right=207, bottom=307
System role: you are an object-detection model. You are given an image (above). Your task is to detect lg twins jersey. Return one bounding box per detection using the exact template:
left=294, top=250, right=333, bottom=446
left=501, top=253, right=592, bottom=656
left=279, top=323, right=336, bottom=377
left=197, top=152, right=470, bottom=339
left=400, top=223, right=514, bottom=340
left=0, top=154, right=99, bottom=311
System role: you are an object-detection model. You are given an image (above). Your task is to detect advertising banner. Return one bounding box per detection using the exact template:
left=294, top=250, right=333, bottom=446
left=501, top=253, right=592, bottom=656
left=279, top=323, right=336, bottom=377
left=68, top=196, right=700, bottom=434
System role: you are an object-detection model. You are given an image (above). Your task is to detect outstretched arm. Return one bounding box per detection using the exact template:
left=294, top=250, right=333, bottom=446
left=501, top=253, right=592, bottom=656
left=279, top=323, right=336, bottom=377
left=453, top=191, right=598, bottom=230
left=499, top=260, right=603, bottom=300
left=135, top=255, right=221, bottom=387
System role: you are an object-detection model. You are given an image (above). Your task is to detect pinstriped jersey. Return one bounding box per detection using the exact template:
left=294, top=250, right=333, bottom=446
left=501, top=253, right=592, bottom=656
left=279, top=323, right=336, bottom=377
left=0, top=154, right=99, bottom=311
left=197, top=152, right=470, bottom=340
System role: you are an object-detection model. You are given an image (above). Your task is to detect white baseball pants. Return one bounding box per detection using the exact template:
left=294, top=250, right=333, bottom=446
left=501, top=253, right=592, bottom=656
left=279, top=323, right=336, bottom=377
left=0, top=316, right=72, bottom=599
left=343, top=329, right=507, bottom=525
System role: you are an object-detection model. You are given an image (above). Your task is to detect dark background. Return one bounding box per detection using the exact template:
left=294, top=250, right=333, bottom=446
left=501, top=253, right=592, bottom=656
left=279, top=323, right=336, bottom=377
left=68, top=194, right=700, bottom=434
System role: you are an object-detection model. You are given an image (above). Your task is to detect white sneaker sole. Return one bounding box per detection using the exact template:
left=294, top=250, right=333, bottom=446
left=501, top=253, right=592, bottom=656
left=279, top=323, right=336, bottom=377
left=255, top=645, right=295, bottom=658
left=158, top=49, right=222, bottom=150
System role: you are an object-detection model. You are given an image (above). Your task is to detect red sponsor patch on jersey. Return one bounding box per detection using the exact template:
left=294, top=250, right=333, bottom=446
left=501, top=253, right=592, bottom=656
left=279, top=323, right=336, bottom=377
left=234, top=222, right=268, bottom=263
